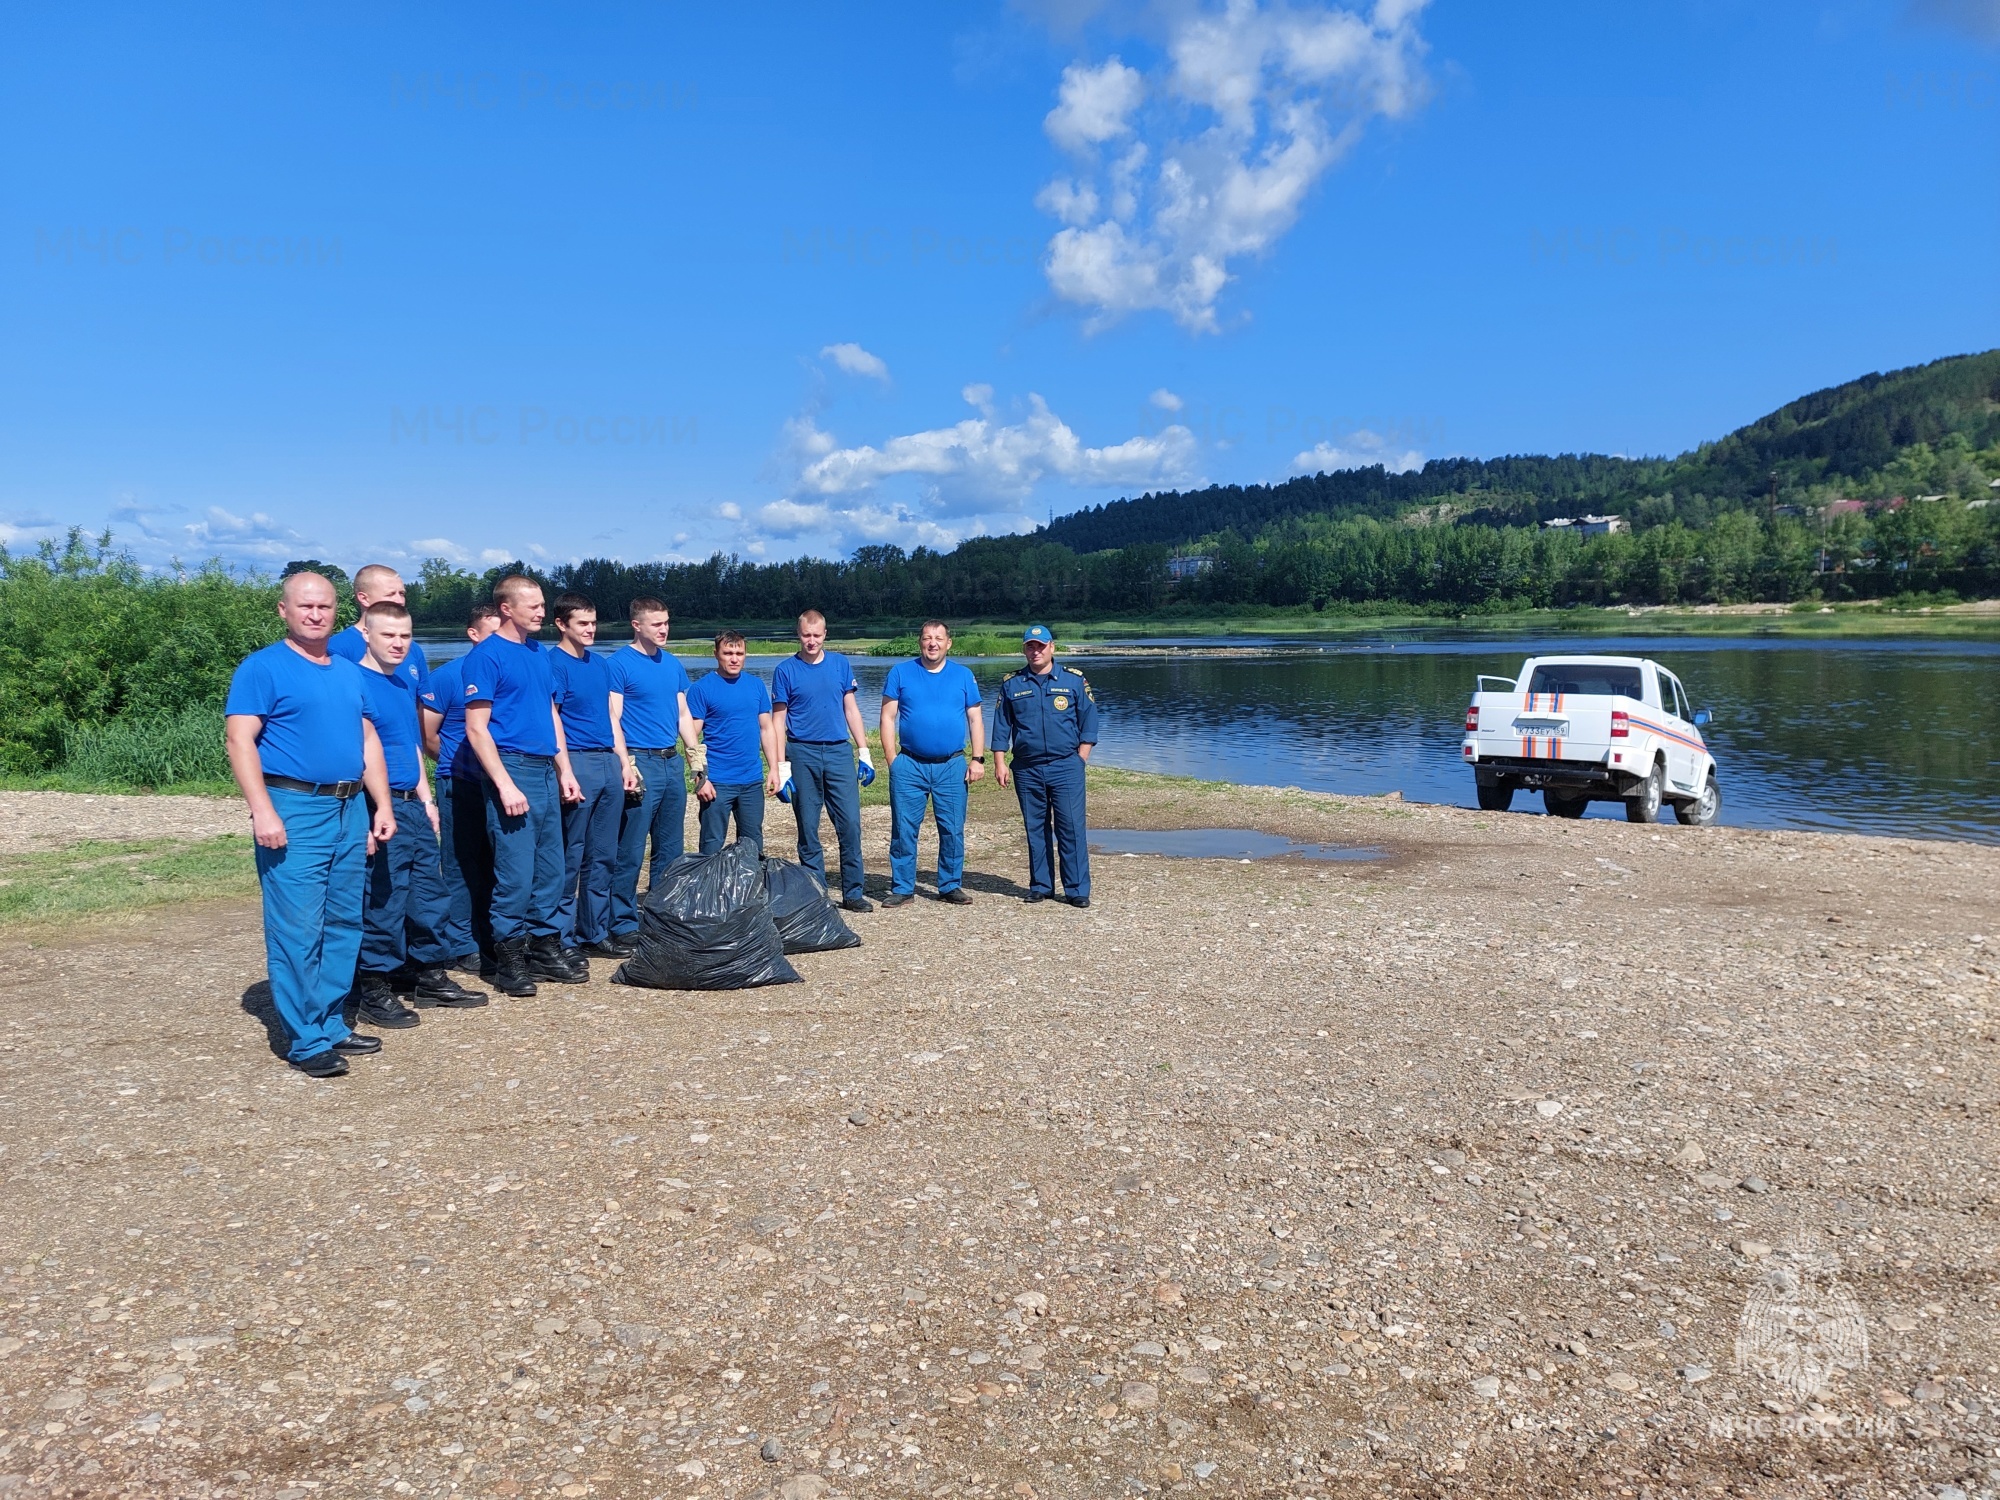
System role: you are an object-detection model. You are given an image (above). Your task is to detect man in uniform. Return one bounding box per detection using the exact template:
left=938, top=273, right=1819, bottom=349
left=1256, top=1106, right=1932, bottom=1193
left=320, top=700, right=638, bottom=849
left=687, top=631, right=776, bottom=855
left=330, top=564, right=430, bottom=694
left=459, top=575, right=589, bottom=997
left=879, top=619, right=985, bottom=907
left=420, top=602, right=501, bottom=973
left=354, top=601, right=488, bottom=1026
left=605, top=596, right=697, bottom=945
left=224, top=572, right=397, bottom=1077
left=991, top=624, right=1100, bottom=908
left=549, top=591, right=632, bottom=958
left=771, top=609, right=874, bottom=913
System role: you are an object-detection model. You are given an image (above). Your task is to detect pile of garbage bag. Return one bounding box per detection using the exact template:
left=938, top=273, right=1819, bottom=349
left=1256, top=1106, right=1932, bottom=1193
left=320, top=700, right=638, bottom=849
left=611, top=844, right=861, bottom=991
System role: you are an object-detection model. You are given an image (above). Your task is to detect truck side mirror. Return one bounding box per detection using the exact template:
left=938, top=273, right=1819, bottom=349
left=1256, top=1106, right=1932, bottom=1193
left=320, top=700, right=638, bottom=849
left=1693, top=709, right=1712, bottom=728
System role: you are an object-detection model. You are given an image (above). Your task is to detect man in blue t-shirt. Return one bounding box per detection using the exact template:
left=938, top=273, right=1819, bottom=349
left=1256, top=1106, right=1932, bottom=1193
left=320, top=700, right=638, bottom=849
left=686, top=631, right=777, bottom=855
left=605, top=595, right=696, bottom=943
left=355, top=602, right=488, bottom=1028
left=420, top=602, right=501, bottom=971
left=549, top=591, right=630, bottom=958
left=224, top=572, right=396, bottom=1077
left=879, top=620, right=987, bottom=906
left=459, top=575, right=589, bottom=997
left=329, top=564, right=430, bottom=697
left=771, top=609, right=874, bottom=913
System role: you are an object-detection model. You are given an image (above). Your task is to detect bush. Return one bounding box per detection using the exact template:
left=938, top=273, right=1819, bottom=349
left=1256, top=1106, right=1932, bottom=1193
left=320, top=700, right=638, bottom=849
left=58, top=704, right=231, bottom=790
left=870, top=632, right=1025, bottom=658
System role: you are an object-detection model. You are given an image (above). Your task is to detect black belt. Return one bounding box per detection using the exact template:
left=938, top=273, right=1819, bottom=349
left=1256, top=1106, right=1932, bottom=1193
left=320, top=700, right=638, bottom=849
left=499, top=751, right=554, bottom=763
left=902, top=751, right=963, bottom=764
left=389, top=787, right=423, bottom=801
left=265, top=775, right=362, bottom=799
left=629, top=745, right=679, bottom=758
left=569, top=745, right=617, bottom=755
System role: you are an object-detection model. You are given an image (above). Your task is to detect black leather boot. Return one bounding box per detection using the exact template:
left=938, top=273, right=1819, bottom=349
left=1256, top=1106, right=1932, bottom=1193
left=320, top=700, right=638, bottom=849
left=353, top=972, right=419, bottom=1029
left=411, top=967, right=490, bottom=1008
left=490, top=937, right=537, bottom=998
left=527, top=935, right=589, bottom=984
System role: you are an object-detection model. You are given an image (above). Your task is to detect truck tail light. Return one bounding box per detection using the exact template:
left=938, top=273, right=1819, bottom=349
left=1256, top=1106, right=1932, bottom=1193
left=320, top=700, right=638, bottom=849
left=1464, top=705, right=1479, bottom=732
left=1610, top=710, right=1629, bottom=738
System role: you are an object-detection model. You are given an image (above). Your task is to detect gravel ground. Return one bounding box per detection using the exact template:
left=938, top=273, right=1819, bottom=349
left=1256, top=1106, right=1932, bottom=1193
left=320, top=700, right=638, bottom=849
left=0, top=792, right=245, bottom=853
left=0, top=778, right=1995, bottom=1500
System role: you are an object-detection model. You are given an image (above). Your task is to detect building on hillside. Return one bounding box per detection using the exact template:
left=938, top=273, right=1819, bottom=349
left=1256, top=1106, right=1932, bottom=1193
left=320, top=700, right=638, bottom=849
left=1823, top=498, right=1866, bottom=517
left=1541, top=514, right=1629, bottom=536
left=1167, top=554, right=1213, bottom=581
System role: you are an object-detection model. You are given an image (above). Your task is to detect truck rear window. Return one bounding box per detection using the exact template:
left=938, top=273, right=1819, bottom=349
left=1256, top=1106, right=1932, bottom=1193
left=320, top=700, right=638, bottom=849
left=1527, top=664, right=1643, bottom=699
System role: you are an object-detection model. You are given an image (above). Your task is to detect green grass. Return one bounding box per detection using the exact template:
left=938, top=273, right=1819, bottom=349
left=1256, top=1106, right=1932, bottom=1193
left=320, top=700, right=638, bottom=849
left=59, top=704, right=232, bottom=788
left=0, top=834, right=259, bottom=928
left=868, top=632, right=1026, bottom=658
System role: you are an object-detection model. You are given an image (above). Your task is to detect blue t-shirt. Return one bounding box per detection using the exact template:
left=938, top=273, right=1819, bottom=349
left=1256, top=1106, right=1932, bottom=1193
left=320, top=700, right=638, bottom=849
left=883, top=659, right=982, bottom=761
left=359, top=664, right=425, bottom=790
left=461, top=634, right=558, bottom=756
left=224, top=641, right=367, bottom=784
left=550, top=646, right=616, bottom=751
left=604, top=644, right=692, bottom=750
left=771, top=651, right=858, bottom=744
left=686, top=669, right=772, bottom=784
left=420, top=658, right=479, bottom=780
left=329, top=624, right=430, bottom=696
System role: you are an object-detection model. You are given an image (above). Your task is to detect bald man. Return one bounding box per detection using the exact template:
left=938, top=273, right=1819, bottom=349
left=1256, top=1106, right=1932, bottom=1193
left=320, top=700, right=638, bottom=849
left=330, top=564, right=431, bottom=695
left=225, top=572, right=398, bottom=1077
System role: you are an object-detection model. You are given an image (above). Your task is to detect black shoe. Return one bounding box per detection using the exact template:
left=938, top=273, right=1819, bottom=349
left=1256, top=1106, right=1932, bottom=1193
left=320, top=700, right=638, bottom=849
left=578, top=938, right=634, bottom=960
left=411, top=967, right=490, bottom=1008
left=490, top=937, right=537, bottom=998
left=452, top=952, right=485, bottom=977
left=1024, top=891, right=1050, bottom=904
left=1065, top=895, right=1091, bottom=909
left=353, top=973, right=420, bottom=1030
left=527, top=935, right=589, bottom=984
left=841, top=896, right=874, bottom=914
left=290, top=1050, right=349, bottom=1078
left=881, top=892, right=915, bottom=908
left=937, top=888, right=972, bottom=905
left=332, top=1033, right=382, bottom=1055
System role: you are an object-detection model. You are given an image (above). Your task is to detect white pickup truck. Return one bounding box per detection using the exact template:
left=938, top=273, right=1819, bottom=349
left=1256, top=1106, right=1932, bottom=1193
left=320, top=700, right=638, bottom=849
left=1461, top=654, right=1721, bottom=825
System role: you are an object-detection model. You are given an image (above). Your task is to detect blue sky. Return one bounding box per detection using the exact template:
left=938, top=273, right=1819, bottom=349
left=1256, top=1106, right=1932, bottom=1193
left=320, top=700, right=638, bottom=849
left=3, top=0, right=1995, bottom=573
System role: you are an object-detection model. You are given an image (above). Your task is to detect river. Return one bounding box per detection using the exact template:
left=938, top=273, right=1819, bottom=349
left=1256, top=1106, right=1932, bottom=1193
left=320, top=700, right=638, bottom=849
left=420, top=633, right=2000, bottom=845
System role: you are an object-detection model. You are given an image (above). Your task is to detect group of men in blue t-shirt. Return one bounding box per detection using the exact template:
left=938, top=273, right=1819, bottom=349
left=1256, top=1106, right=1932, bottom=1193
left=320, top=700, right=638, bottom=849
left=227, top=568, right=1101, bottom=1077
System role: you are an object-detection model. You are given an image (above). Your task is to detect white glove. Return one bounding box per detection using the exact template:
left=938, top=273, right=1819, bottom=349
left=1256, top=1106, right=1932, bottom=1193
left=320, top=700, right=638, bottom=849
left=776, top=759, right=795, bottom=803
left=857, top=746, right=876, bottom=788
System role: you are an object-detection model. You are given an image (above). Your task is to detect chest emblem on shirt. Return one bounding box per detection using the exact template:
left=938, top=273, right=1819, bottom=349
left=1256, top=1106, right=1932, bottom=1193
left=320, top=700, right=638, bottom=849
left=1053, top=694, right=1069, bottom=710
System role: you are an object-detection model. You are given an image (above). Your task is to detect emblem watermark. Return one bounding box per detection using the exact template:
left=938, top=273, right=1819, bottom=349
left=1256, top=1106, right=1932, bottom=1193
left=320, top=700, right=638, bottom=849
left=1732, top=1228, right=1869, bottom=1402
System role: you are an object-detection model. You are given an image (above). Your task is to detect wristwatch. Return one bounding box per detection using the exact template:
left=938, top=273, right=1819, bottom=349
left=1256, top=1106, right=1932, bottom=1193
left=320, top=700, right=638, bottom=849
left=971, top=754, right=986, bottom=762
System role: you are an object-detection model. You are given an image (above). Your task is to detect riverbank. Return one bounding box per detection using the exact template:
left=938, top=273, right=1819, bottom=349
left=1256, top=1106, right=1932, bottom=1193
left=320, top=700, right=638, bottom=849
left=0, top=776, right=1993, bottom=1498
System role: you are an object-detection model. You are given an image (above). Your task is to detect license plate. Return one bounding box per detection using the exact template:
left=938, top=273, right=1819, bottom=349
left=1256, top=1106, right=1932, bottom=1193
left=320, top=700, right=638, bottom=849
left=1514, top=720, right=1569, bottom=737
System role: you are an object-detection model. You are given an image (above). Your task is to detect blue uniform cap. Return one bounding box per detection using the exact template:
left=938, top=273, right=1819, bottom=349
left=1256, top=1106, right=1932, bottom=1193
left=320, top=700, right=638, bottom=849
left=1023, top=625, right=1054, bottom=644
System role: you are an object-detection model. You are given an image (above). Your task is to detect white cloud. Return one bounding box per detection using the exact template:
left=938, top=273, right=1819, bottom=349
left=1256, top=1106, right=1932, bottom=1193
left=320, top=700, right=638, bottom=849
left=478, top=548, right=513, bottom=566
left=715, top=501, right=743, bottom=521
left=747, top=382, right=1199, bottom=554
left=183, top=506, right=308, bottom=559
left=1150, top=387, right=1184, bottom=411
left=820, top=342, right=892, bottom=382
left=1036, top=0, right=1431, bottom=332
left=1044, top=57, right=1146, bottom=152
left=409, top=536, right=471, bottom=563
left=1290, top=430, right=1424, bottom=475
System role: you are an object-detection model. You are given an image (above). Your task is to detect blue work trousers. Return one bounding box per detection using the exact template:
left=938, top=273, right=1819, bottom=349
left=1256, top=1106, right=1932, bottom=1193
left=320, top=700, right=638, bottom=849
left=256, top=787, right=365, bottom=1063
left=788, top=741, right=864, bottom=900
left=359, top=794, right=455, bottom=975
left=612, top=749, right=687, bottom=936
left=484, top=752, right=565, bottom=943
left=697, top=780, right=765, bottom=855
left=436, top=773, right=492, bottom=959
left=1013, top=753, right=1090, bottom=901
left=888, top=754, right=967, bottom=897
left=559, top=749, right=622, bottom=946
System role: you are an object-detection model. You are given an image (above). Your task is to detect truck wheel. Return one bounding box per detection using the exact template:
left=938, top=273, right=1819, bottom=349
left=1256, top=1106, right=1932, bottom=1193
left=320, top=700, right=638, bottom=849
left=1544, top=790, right=1587, bottom=818
left=1476, top=781, right=1514, bottom=812
left=1624, top=762, right=1665, bottom=824
left=1675, top=773, right=1720, bottom=826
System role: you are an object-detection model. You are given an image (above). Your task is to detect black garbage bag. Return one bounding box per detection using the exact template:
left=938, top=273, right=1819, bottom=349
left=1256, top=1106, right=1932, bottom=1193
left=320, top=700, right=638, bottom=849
left=612, top=841, right=801, bottom=990
left=762, top=857, right=862, bottom=954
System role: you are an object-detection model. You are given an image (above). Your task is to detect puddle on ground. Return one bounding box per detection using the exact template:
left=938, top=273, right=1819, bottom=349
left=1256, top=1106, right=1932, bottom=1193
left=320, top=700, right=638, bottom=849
left=1087, top=828, right=1385, bottom=862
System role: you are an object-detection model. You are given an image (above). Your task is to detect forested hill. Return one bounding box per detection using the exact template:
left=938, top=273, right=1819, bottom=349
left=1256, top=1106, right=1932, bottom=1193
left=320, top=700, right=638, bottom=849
left=1043, top=349, right=2000, bottom=554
